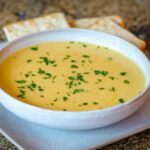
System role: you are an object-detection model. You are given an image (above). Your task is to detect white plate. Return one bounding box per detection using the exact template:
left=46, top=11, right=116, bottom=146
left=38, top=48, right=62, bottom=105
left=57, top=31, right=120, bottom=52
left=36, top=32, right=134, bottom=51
left=0, top=42, right=150, bottom=150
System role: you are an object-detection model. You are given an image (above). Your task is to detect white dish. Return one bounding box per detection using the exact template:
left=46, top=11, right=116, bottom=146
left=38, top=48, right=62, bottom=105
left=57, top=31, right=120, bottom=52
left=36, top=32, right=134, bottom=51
left=0, top=42, right=150, bottom=150
left=0, top=29, right=150, bottom=130
left=0, top=98, right=150, bottom=150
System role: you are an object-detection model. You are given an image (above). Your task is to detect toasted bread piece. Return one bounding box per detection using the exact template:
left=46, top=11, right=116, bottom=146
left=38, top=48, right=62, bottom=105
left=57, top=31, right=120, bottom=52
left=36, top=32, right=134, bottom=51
left=70, top=15, right=126, bottom=28
left=3, top=13, right=69, bottom=41
left=89, top=19, right=146, bottom=50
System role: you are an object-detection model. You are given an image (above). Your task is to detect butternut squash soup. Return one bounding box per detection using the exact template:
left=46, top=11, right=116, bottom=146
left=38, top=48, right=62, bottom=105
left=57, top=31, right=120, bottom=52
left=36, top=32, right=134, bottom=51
left=0, top=42, right=145, bottom=111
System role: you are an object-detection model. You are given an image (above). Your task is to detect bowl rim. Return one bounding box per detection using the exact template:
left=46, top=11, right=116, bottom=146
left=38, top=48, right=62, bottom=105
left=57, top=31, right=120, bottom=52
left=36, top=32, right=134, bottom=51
left=0, top=28, right=150, bottom=114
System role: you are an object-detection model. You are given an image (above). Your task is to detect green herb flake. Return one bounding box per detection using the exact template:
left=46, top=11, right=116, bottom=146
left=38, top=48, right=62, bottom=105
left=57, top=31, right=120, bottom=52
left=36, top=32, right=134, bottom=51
left=71, top=64, right=78, bottom=68
left=124, top=80, right=130, bottom=84
left=16, top=80, right=27, bottom=84
left=63, top=55, right=71, bottom=60
left=63, top=109, right=67, bottom=111
left=27, top=59, right=32, bottom=63
left=17, top=89, right=26, bottom=98
left=53, top=98, right=58, bottom=102
left=82, top=60, right=85, bottom=63
left=84, top=72, right=90, bottom=74
left=73, top=89, right=84, bottom=94
left=17, top=94, right=26, bottom=98
left=83, top=55, right=89, bottom=58
left=83, top=102, right=88, bottom=105
left=27, top=81, right=37, bottom=91
left=68, top=81, right=73, bottom=88
left=109, top=87, right=115, bottom=92
left=107, top=57, right=113, bottom=60
left=120, top=72, right=127, bottom=76
left=38, top=68, right=45, bottom=74
left=51, top=103, right=54, bottom=106
left=109, top=76, right=115, bottom=80
left=25, top=74, right=29, bottom=78
left=38, top=86, right=44, bottom=91
left=66, top=46, right=70, bottom=49
left=40, top=57, right=49, bottom=65
left=94, top=70, right=109, bottom=76
left=76, top=74, right=87, bottom=82
left=99, top=87, right=105, bottom=90
left=93, top=102, right=98, bottom=105
left=68, top=76, right=75, bottom=80
left=119, top=98, right=125, bottom=103
left=71, top=60, right=76, bottom=63
left=82, top=44, right=87, bottom=47
left=30, top=46, right=38, bottom=51
left=63, top=96, right=68, bottom=101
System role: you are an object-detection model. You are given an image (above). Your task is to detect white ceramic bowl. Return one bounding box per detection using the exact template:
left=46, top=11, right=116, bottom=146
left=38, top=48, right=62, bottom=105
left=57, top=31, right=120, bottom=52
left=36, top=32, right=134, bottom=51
left=0, top=29, right=150, bottom=130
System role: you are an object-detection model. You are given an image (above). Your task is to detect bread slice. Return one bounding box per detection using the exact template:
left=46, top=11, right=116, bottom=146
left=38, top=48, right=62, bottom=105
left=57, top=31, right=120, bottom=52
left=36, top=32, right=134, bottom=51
left=90, top=19, right=146, bottom=50
left=3, top=12, right=70, bottom=41
left=69, top=15, right=126, bottom=28
left=72, top=17, right=146, bottom=50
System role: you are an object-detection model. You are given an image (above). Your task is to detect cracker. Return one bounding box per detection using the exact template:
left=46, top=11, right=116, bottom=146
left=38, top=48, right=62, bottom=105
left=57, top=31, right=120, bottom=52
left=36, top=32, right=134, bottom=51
left=3, top=13, right=69, bottom=41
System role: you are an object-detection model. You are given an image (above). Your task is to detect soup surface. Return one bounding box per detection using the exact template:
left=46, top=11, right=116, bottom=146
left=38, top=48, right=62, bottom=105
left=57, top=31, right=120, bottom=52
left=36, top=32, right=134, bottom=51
left=0, top=42, right=145, bottom=111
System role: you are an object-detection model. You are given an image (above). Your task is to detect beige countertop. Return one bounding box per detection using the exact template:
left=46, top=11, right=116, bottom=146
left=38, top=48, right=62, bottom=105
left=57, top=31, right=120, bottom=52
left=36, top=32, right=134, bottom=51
left=0, top=0, right=150, bottom=149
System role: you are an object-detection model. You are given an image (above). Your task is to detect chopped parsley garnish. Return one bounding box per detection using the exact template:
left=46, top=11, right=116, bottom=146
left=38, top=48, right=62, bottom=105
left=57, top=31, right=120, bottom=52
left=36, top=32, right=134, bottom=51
left=63, top=96, right=68, bottom=101
left=39, top=57, right=55, bottom=65
left=27, top=81, right=37, bottom=91
left=71, top=64, right=78, bottom=68
left=76, top=74, right=87, bottom=83
left=82, top=102, right=88, bottom=105
left=30, top=46, right=38, bottom=51
left=71, top=60, right=76, bottom=63
left=73, top=89, right=84, bottom=94
left=17, top=89, right=26, bottom=98
left=124, top=80, right=130, bottom=84
left=63, top=55, right=71, bottom=60
left=84, top=72, right=90, bottom=74
left=38, top=68, right=45, bottom=74
left=16, top=80, right=27, bottom=84
left=63, top=109, right=67, bottom=111
left=119, top=98, right=125, bottom=103
left=51, top=103, right=54, bottom=106
left=95, top=78, right=102, bottom=84
left=66, top=46, right=70, bottom=49
left=68, top=81, right=73, bottom=88
left=93, top=102, right=98, bottom=105
left=82, top=60, right=85, bottom=63
left=53, top=98, right=58, bottom=102
left=120, top=72, right=127, bottom=76
left=99, top=87, right=105, bottom=90
left=38, top=86, right=44, bottom=91
left=109, top=76, right=115, bottom=80
left=38, top=68, right=52, bottom=79
left=82, top=44, right=87, bottom=47
left=27, top=59, right=32, bottom=63
left=83, top=55, right=89, bottom=58
left=94, top=70, right=109, bottom=76
left=68, top=74, right=87, bottom=88
left=40, top=57, right=49, bottom=65
left=109, top=87, right=115, bottom=92
left=107, top=57, right=113, bottom=60
left=45, top=73, right=51, bottom=77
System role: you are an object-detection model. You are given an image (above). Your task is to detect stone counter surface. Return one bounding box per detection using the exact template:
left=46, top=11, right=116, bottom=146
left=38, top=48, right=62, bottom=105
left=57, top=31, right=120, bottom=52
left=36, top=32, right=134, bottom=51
left=0, top=0, right=150, bottom=149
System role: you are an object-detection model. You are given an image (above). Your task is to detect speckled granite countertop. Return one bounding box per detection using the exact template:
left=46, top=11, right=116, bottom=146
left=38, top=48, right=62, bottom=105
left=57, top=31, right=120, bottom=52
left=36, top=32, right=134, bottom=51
left=0, top=0, right=150, bottom=150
